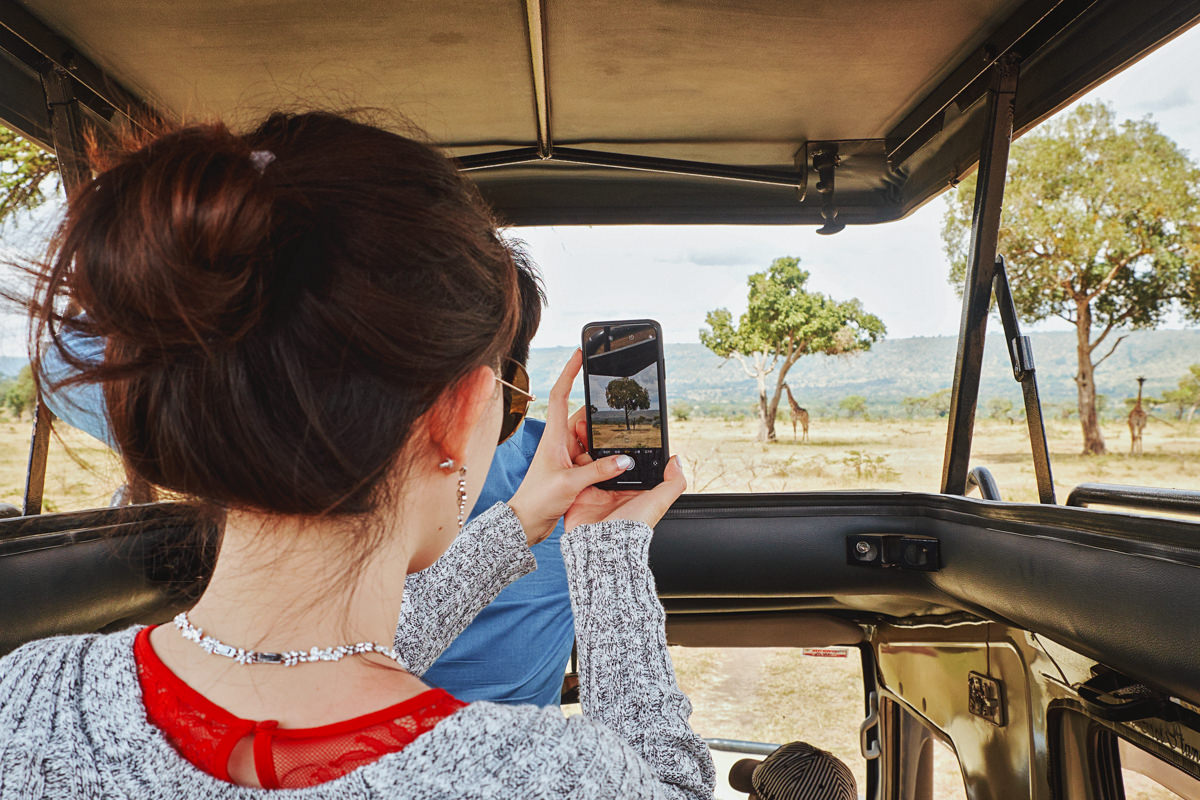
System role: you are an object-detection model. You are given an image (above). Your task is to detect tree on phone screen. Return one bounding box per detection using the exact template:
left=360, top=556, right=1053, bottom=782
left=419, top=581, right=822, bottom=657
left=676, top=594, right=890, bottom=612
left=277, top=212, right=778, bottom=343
left=605, top=378, right=650, bottom=431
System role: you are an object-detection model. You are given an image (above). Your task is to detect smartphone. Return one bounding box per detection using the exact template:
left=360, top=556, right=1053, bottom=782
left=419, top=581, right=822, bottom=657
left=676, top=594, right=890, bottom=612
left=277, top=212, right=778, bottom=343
left=581, top=319, right=669, bottom=490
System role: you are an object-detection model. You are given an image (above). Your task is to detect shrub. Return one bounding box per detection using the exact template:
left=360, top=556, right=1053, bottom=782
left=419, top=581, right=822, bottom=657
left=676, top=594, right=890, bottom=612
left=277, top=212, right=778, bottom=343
left=841, top=450, right=899, bottom=482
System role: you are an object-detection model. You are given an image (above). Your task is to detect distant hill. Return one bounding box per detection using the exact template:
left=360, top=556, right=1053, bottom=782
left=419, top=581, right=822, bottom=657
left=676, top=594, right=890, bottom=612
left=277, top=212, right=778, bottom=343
left=3, top=329, right=1194, bottom=417
left=527, top=329, right=1200, bottom=416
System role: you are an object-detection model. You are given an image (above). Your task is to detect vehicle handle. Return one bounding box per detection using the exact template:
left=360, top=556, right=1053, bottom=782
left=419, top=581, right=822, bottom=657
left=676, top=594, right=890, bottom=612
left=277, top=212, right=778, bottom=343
left=860, top=690, right=881, bottom=759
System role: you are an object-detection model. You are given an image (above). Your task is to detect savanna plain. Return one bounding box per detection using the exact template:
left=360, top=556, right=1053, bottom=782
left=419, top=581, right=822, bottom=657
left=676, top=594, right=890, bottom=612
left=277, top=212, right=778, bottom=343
left=4, top=413, right=1195, bottom=799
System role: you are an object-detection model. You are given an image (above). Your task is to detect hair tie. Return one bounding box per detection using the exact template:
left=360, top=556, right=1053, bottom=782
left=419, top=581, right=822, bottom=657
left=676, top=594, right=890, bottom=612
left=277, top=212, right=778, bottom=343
left=249, top=150, right=276, bottom=173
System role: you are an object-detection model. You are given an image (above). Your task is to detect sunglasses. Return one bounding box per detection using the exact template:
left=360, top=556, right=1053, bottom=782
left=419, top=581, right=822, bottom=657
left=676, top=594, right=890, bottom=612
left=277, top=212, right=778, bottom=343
left=496, top=358, right=536, bottom=444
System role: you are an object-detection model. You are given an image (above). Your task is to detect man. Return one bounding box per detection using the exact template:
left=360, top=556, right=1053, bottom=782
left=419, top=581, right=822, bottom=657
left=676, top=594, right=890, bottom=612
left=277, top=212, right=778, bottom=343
left=419, top=259, right=573, bottom=705
left=39, top=258, right=574, bottom=707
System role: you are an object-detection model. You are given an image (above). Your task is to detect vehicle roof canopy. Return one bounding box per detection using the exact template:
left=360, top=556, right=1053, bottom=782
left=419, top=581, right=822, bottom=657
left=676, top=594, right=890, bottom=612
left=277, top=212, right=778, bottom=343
left=1, top=0, right=1198, bottom=225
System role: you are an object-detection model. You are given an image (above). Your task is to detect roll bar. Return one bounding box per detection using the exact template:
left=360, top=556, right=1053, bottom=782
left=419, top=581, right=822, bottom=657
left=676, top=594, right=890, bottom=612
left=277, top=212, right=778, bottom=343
left=1065, top=484, right=1200, bottom=517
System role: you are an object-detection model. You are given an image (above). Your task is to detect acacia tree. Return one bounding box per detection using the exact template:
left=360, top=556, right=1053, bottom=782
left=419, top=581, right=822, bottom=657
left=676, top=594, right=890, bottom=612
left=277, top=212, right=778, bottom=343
left=839, top=395, right=868, bottom=419
left=0, top=125, right=58, bottom=222
left=1162, top=364, right=1200, bottom=428
left=604, top=377, right=650, bottom=431
left=700, top=256, right=885, bottom=442
left=943, top=102, right=1200, bottom=455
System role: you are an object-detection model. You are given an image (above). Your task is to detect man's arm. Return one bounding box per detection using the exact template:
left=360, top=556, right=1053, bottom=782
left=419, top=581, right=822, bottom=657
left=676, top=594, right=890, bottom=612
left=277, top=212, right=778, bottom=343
left=37, top=329, right=116, bottom=448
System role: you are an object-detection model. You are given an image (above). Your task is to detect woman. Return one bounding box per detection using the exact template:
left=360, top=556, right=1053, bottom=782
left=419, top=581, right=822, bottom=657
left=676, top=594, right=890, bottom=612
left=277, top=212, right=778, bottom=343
left=0, top=112, right=714, bottom=798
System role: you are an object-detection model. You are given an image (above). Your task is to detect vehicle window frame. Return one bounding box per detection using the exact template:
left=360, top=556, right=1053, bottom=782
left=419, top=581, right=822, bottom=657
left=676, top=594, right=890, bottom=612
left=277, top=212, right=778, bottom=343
left=1051, top=705, right=1200, bottom=800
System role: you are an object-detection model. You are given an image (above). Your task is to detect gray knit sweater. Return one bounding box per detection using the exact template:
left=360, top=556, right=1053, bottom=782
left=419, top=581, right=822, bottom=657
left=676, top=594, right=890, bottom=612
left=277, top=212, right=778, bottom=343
left=0, top=502, right=715, bottom=798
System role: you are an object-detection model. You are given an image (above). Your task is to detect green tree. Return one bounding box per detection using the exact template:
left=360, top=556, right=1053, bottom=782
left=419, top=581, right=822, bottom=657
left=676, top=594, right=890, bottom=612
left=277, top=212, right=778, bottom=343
left=1162, top=364, right=1200, bottom=429
left=4, top=365, right=35, bottom=419
left=942, top=102, right=1200, bottom=455
left=700, top=256, right=885, bottom=442
left=925, top=388, right=952, bottom=418
left=604, top=377, right=650, bottom=431
left=987, top=396, right=1016, bottom=423
left=0, top=125, right=58, bottom=222
left=839, top=395, right=868, bottom=418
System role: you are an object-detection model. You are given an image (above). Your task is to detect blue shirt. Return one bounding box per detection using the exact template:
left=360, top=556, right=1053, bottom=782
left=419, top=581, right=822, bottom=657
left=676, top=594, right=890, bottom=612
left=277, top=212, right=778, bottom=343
left=422, top=418, right=574, bottom=706
left=39, top=332, right=574, bottom=707
left=39, top=331, right=116, bottom=448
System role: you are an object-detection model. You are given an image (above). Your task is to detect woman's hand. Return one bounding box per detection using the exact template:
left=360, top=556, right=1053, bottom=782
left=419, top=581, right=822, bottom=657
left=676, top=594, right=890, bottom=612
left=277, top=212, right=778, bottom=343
left=563, top=449, right=686, bottom=533
left=508, top=350, right=648, bottom=545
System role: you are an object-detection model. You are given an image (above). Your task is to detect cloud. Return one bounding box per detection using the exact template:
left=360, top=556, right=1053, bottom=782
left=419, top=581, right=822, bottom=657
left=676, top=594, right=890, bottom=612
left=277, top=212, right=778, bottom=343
left=1131, top=85, right=1193, bottom=114
left=680, top=244, right=774, bottom=267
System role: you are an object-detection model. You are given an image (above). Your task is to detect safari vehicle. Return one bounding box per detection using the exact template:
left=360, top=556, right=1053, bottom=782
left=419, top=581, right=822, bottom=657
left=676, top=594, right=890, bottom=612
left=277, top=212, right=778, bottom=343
left=1, top=1, right=1199, bottom=798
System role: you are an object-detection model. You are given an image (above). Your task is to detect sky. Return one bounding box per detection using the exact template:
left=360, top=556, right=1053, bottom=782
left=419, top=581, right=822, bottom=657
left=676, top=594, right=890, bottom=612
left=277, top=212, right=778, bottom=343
left=515, top=22, right=1200, bottom=350
left=588, top=363, right=661, bottom=413
left=1, top=22, right=1198, bottom=357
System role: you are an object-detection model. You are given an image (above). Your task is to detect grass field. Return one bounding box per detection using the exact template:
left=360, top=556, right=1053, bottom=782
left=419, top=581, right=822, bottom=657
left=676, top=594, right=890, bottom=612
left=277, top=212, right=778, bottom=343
left=671, top=414, right=1200, bottom=501
left=0, top=417, right=122, bottom=512
left=591, top=419, right=663, bottom=448
left=2, top=411, right=1192, bottom=798
left=9, top=411, right=1198, bottom=512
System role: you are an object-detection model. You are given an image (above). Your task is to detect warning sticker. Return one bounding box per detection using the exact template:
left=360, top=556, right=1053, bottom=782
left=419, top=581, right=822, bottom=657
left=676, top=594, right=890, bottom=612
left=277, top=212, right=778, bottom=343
left=801, top=648, right=850, bottom=658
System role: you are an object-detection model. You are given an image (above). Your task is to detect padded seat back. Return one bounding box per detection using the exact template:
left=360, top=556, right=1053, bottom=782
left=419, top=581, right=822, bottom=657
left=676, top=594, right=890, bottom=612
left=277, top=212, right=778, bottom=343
left=0, top=503, right=218, bottom=655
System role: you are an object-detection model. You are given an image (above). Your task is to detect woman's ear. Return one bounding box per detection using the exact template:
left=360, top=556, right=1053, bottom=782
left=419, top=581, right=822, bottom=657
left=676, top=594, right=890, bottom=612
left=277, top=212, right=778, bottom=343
left=425, top=364, right=497, bottom=464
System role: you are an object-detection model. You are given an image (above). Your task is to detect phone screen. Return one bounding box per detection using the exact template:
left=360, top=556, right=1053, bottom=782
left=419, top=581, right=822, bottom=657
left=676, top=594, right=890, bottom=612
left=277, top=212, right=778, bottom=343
left=582, top=320, right=669, bottom=489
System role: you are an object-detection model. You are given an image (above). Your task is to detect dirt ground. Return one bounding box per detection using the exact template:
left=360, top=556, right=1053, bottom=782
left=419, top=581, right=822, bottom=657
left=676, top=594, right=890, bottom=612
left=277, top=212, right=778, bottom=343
left=2, top=412, right=1192, bottom=798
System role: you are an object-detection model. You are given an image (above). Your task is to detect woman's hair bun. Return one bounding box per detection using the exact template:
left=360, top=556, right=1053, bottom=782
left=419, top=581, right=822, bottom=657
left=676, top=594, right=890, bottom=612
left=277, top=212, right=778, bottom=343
left=64, top=123, right=279, bottom=354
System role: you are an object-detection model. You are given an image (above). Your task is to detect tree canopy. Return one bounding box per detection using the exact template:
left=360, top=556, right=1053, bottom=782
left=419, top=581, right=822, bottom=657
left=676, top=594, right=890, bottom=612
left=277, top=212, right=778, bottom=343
left=700, top=256, right=885, bottom=441
left=839, top=395, right=868, bottom=418
left=2, top=365, right=35, bottom=419
left=0, top=125, right=58, bottom=223
left=942, top=102, right=1200, bottom=454
left=1161, top=364, right=1200, bottom=427
left=604, top=377, right=650, bottom=431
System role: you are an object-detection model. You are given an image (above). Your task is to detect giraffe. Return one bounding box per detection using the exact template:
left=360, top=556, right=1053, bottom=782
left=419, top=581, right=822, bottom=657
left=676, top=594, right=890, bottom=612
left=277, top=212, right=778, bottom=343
left=1128, top=376, right=1148, bottom=456
left=782, top=383, right=810, bottom=443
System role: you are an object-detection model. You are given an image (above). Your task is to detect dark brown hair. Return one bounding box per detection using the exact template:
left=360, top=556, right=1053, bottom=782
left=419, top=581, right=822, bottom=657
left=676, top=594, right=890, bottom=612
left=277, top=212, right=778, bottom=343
left=32, top=112, right=520, bottom=516
left=509, top=247, right=545, bottom=366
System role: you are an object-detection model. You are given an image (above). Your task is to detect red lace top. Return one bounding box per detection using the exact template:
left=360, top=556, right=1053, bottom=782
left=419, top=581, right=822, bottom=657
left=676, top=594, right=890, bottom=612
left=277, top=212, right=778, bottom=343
left=133, top=626, right=466, bottom=788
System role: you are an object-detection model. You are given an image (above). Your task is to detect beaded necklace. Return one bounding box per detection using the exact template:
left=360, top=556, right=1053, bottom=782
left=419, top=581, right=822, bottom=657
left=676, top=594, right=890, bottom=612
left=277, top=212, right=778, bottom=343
left=172, top=612, right=406, bottom=668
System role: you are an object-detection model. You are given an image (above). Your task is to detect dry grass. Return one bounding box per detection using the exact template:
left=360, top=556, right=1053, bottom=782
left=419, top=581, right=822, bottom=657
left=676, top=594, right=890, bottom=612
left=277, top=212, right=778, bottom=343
left=10, top=410, right=1195, bottom=514
left=672, top=646, right=870, bottom=792
left=0, top=416, right=123, bottom=512
left=672, top=415, right=1200, bottom=500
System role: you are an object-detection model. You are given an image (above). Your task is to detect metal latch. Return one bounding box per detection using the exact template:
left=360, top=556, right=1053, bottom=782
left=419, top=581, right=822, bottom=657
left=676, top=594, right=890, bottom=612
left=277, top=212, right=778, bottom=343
left=1009, top=335, right=1035, bottom=380
left=968, top=672, right=1006, bottom=726
left=846, top=534, right=941, bottom=571
left=1075, top=666, right=1165, bottom=722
